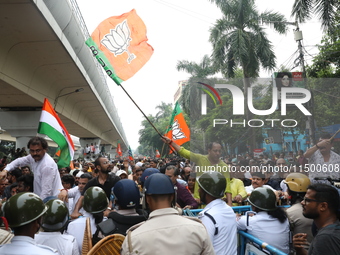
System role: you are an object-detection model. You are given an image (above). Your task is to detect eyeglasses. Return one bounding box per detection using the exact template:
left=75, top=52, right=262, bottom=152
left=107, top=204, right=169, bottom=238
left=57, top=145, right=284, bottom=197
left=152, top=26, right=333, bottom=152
left=29, top=149, right=42, bottom=154
left=302, top=197, right=324, bottom=203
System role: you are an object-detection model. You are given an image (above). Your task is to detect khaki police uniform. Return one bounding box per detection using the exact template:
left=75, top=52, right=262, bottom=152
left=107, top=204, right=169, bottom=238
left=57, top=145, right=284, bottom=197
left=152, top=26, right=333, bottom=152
left=121, top=207, right=215, bottom=255
left=0, top=236, right=58, bottom=255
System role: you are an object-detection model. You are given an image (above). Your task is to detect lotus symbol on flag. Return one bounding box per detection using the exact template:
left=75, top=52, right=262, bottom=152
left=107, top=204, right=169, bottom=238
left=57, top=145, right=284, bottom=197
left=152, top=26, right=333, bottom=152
left=171, top=120, right=186, bottom=140
left=101, top=20, right=136, bottom=63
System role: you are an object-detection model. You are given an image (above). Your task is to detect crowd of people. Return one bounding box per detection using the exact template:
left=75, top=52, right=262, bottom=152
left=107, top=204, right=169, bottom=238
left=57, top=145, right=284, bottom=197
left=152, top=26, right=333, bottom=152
left=0, top=133, right=339, bottom=254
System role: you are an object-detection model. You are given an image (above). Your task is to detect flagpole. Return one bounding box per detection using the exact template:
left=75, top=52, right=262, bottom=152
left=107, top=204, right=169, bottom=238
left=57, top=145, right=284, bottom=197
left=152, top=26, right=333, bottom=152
left=119, top=85, right=163, bottom=137
left=119, top=85, right=176, bottom=154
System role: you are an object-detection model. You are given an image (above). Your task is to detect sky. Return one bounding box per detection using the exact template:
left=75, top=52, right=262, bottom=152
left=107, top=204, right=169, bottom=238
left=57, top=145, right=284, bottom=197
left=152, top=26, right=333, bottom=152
left=76, top=0, right=323, bottom=150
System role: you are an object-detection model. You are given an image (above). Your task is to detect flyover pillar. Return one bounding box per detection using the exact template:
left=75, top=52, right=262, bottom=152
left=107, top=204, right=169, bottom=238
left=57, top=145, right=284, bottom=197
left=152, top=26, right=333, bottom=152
left=0, top=111, right=41, bottom=151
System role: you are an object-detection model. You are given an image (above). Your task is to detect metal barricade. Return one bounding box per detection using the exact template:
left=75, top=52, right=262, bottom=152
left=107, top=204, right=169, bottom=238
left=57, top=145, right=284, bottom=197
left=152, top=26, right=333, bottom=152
left=238, top=231, right=288, bottom=255
left=183, top=205, right=252, bottom=217
left=183, top=206, right=289, bottom=255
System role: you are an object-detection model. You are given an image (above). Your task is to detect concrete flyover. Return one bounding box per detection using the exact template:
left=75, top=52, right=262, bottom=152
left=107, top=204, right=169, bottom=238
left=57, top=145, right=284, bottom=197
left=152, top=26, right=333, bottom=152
left=0, top=0, right=128, bottom=151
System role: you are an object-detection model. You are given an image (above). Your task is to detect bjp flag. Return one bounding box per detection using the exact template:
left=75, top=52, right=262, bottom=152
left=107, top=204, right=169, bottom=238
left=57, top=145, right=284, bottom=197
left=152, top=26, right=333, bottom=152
left=164, top=102, right=190, bottom=152
left=86, top=9, right=154, bottom=85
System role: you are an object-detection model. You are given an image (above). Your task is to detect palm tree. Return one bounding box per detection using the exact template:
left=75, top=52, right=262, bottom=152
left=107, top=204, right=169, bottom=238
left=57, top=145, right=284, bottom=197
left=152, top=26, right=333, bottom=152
left=176, top=55, right=218, bottom=122
left=209, top=0, right=287, bottom=79
left=155, top=102, right=172, bottom=122
left=176, top=54, right=216, bottom=78
left=291, top=0, right=338, bottom=32
left=208, top=0, right=287, bottom=150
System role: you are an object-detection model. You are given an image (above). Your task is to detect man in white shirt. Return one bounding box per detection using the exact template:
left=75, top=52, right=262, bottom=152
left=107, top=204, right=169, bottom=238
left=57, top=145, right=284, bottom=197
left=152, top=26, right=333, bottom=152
left=61, top=173, right=92, bottom=216
left=304, top=133, right=340, bottom=183
left=0, top=137, right=63, bottom=202
left=197, top=171, right=237, bottom=255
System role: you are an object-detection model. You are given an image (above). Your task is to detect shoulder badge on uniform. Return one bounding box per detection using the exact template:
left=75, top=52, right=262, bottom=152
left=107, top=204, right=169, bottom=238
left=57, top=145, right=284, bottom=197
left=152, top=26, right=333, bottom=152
left=125, top=221, right=146, bottom=233
left=183, top=216, right=203, bottom=224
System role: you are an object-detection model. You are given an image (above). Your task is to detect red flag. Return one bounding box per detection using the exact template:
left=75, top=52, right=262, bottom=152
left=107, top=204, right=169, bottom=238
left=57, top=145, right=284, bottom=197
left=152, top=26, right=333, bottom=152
left=164, top=102, right=190, bottom=152
left=155, top=149, right=161, bottom=158
left=86, top=9, right=154, bottom=85
left=116, top=141, right=122, bottom=157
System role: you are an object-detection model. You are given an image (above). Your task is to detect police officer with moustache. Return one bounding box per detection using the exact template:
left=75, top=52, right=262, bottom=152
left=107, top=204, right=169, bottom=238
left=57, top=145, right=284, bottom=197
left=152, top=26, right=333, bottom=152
left=0, top=192, right=58, bottom=255
left=121, top=173, right=215, bottom=255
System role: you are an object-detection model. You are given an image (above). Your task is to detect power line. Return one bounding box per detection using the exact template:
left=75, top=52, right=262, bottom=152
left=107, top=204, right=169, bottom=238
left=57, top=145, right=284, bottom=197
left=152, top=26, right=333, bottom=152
left=152, top=0, right=216, bottom=25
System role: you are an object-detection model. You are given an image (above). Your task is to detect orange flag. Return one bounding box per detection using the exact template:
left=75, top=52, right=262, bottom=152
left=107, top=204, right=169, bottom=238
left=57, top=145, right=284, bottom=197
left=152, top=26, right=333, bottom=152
left=116, top=141, right=122, bottom=157
left=164, top=102, right=190, bottom=152
left=86, top=9, right=154, bottom=85
left=155, top=149, right=161, bottom=158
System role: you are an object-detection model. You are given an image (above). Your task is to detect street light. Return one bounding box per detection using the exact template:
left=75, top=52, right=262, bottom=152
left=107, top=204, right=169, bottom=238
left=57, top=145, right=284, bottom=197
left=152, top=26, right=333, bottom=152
left=54, top=88, right=84, bottom=109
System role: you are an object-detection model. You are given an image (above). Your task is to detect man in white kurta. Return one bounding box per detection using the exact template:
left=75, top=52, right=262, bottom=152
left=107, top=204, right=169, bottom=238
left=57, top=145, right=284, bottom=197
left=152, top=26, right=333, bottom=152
left=2, top=137, right=62, bottom=201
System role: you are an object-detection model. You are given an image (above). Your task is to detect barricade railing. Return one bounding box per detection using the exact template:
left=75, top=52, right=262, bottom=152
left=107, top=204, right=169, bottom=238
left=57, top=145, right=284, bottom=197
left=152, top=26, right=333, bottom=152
left=238, top=231, right=288, bottom=255
left=183, top=205, right=252, bottom=217
left=183, top=206, right=289, bottom=255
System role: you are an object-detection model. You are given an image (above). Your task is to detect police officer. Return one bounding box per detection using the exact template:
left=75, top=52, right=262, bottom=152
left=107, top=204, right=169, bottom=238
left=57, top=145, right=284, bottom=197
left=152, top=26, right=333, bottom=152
left=0, top=192, right=58, bottom=254
left=283, top=173, right=313, bottom=251
left=237, top=187, right=290, bottom=254
left=121, top=173, right=214, bottom=254
left=197, top=171, right=237, bottom=255
left=35, top=199, right=79, bottom=255
left=100, top=179, right=147, bottom=236
left=66, top=186, right=108, bottom=254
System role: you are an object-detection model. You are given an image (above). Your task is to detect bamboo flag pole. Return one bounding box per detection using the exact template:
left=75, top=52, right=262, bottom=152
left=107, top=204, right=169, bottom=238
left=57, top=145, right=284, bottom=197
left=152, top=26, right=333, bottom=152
left=119, top=85, right=176, bottom=153
left=330, top=128, right=340, bottom=141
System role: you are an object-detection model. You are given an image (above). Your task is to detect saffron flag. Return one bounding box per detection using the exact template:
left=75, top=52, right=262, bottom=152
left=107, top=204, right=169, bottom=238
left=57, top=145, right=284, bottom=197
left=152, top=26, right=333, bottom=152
left=155, top=149, right=160, bottom=158
left=86, top=9, right=154, bottom=85
left=116, top=141, right=123, bottom=157
left=164, top=102, right=190, bottom=150
left=128, top=146, right=133, bottom=161
left=38, top=98, right=75, bottom=168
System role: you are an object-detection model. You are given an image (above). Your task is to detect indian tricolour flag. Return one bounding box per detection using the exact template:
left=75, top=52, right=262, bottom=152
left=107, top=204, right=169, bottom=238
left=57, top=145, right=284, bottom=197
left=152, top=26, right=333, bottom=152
left=38, top=98, right=75, bottom=168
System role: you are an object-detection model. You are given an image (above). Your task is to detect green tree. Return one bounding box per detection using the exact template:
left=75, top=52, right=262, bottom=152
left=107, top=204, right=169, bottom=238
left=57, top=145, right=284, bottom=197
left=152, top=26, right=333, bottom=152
left=176, top=55, right=218, bottom=123
left=155, top=102, right=172, bottom=122
left=307, top=16, right=340, bottom=78
left=208, top=0, right=287, bottom=79
left=208, top=0, right=287, bottom=150
left=138, top=102, right=182, bottom=157
left=292, top=0, right=339, bottom=32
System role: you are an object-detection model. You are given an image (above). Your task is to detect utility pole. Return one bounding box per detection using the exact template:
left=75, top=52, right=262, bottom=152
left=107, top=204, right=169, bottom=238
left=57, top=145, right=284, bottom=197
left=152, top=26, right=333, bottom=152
left=293, top=21, right=317, bottom=146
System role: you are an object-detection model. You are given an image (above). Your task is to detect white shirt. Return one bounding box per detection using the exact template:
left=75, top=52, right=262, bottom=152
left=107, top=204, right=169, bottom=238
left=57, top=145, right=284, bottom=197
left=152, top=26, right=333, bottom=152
left=237, top=211, right=290, bottom=254
left=308, top=150, right=340, bottom=181
left=35, top=232, right=79, bottom=255
left=66, top=213, right=102, bottom=254
left=5, top=154, right=63, bottom=200
left=245, top=184, right=276, bottom=194
left=199, top=199, right=237, bottom=255
left=280, top=180, right=288, bottom=192
left=67, top=186, right=85, bottom=215
left=0, top=236, right=58, bottom=255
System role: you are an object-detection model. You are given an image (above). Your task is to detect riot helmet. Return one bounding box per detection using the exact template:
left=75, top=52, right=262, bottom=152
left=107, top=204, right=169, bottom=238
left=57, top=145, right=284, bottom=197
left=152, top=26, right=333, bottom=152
left=3, top=192, right=47, bottom=228
left=196, top=171, right=226, bottom=198
left=248, top=187, right=277, bottom=211
left=83, top=186, right=108, bottom=214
